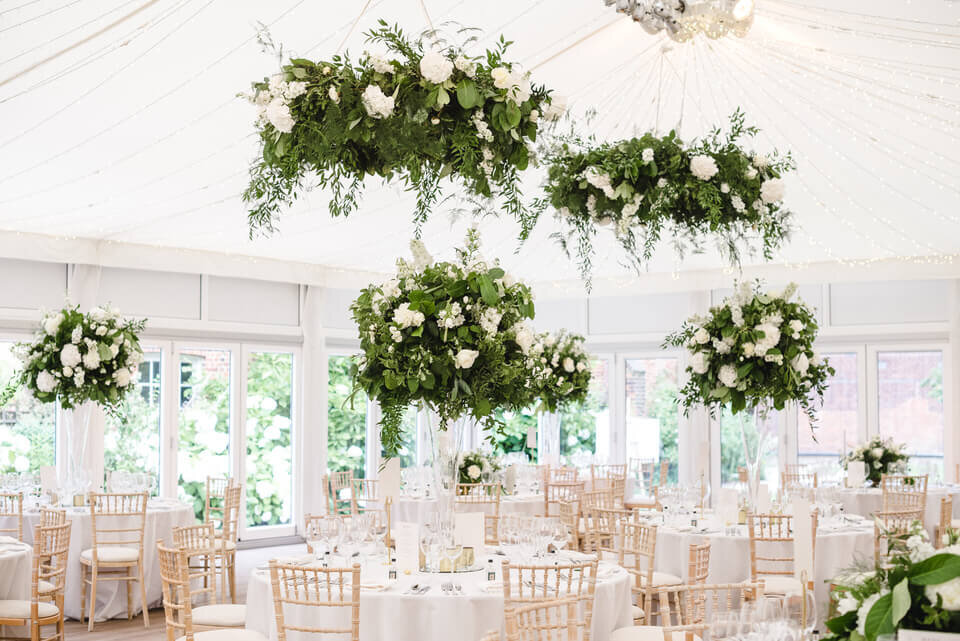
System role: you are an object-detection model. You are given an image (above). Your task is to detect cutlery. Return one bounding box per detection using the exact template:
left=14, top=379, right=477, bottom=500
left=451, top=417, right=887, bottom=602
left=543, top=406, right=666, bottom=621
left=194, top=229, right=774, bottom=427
left=441, top=581, right=453, bottom=595
left=405, top=583, right=421, bottom=595
left=454, top=583, right=463, bottom=595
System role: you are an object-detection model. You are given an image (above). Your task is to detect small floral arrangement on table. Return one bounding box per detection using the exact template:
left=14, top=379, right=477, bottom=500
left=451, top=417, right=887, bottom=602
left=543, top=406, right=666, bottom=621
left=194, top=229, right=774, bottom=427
left=244, top=21, right=564, bottom=236
left=842, top=436, right=909, bottom=488
left=350, top=227, right=541, bottom=459
left=0, top=304, right=146, bottom=413
left=826, top=522, right=960, bottom=641
left=663, top=281, right=834, bottom=422
left=539, top=109, right=794, bottom=284
left=457, top=449, right=502, bottom=485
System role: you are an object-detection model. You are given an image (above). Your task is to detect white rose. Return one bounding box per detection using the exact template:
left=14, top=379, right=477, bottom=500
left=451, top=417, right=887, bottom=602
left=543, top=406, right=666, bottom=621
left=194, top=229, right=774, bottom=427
left=791, top=353, right=810, bottom=375
left=690, top=352, right=709, bottom=375
left=642, top=148, right=654, bottom=163
left=544, top=95, right=566, bottom=121
left=95, top=325, right=107, bottom=336
left=745, top=166, right=758, bottom=180
left=836, top=595, right=858, bottom=615
left=419, top=50, right=454, bottom=84
left=718, top=364, right=738, bottom=388
left=563, top=357, right=575, bottom=373
left=689, top=155, right=718, bottom=181
left=82, top=349, right=100, bottom=370
left=265, top=98, right=295, bottom=133
left=42, top=314, right=62, bottom=336
left=513, top=325, right=535, bottom=354
left=926, top=577, right=960, bottom=611
left=693, top=327, right=710, bottom=345
left=491, top=66, right=512, bottom=89
left=454, top=55, right=475, bottom=77
left=89, top=306, right=107, bottom=322
left=328, top=86, right=339, bottom=104
left=720, top=183, right=730, bottom=193
left=114, top=368, right=132, bottom=388
left=60, top=343, right=81, bottom=368
left=467, top=464, right=481, bottom=480
left=871, top=447, right=885, bottom=459
left=760, top=177, right=786, bottom=203
left=368, top=53, right=394, bottom=74
left=361, top=85, right=395, bottom=119
left=35, top=371, right=56, bottom=393
left=576, top=361, right=586, bottom=372
left=454, top=349, right=479, bottom=369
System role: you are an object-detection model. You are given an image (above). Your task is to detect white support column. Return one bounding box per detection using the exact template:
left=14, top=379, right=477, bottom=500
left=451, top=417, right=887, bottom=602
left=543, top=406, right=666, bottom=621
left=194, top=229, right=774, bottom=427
left=684, top=290, right=712, bottom=490
left=948, top=280, right=960, bottom=482
left=300, top=285, right=328, bottom=518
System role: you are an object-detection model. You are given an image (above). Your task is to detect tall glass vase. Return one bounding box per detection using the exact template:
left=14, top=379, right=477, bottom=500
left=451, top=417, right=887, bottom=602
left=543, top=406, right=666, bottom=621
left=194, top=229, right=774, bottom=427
left=422, top=407, right=469, bottom=533
left=739, top=402, right=773, bottom=510
left=538, top=412, right=561, bottom=466
left=61, top=400, right=95, bottom=505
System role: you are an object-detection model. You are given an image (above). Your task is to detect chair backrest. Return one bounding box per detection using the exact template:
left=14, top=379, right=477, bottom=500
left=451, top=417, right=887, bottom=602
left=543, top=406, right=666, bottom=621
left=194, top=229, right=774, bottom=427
left=545, top=482, right=585, bottom=516
left=875, top=509, right=925, bottom=561
left=938, top=496, right=954, bottom=548
left=747, top=512, right=818, bottom=582
left=88, top=492, right=148, bottom=560
left=173, top=522, right=218, bottom=604
left=204, top=476, right=231, bottom=530
left=157, top=540, right=198, bottom=641
left=556, top=501, right=580, bottom=550
left=325, top=471, right=354, bottom=515
left=551, top=467, right=579, bottom=483
left=882, top=475, right=928, bottom=518
left=619, top=520, right=657, bottom=615
left=0, top=492, right=23, bottom=540
left=646, top=582, right=765, bottom=637
left=501, top=558, right=598, bottom=620
left=781, top=470, right=818, bottom=489
left=505, top=597, right=587, bottom=641
left=583, top=507, right=630, bottom=555
left=39, top=507, right=66, bottom=527
left=34, top=521, right=71, bottom=599
left=688, top=541, right=711, bottom=584
left=269, top=561, right=361, bottom=641
left=350, top=479, right=379, bottom=514
left=456, top=483, right=502, bottom=544
left=590, top=464, right=627, bottom=482
left=220, top=484, right=242, bottom=544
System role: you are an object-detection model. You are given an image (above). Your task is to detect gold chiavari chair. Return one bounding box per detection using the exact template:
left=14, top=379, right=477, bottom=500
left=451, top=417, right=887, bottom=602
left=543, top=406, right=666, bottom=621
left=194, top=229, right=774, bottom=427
left=39, top=507, right=66, bottom=527
left=350, top=478, right=380, bottom=515
left=504, top=597, right=588, bottom=641
left=608, top=582, right=765, bottom=641
left=80, top=491, right=150, bottom=631
left=157, top=541, right=267, bottom=641
left=882, top=475, right=928, bottom=521
left=325, top=471, right=355, bottom=515
left=688, top=541, right=711, bottom=585
left=545, top=481, right=585, bottom=518
left=875, top=509, right=925, bottom=562
left=0, top=492, right=24, bottom=540
left=0, top=524, right=68, bottom=641
left=212, top=484, right=242, bottom=604
left=456, top=483, right=502, bottom=545
left=269, top=560, right=362, bottom=641
left=591, top=464, right=627, bottom=492
left=551, top=467, right=579, bottom=483
left=557, top=500, right=582, bottom=551
left=936, top=495, right=955, bottom=548
left=173, top=522, right=247, bottom=630
left=583, top=506, right=632, bottom=558
left=747, top=512, right=817, bottom=597
left=618, top=520, right=680, bottom=625
left=501, top=558, right=598, bottom=620
left=204, top=476, right=231, bottom=530
left=781, top=469, right=818, bottom=490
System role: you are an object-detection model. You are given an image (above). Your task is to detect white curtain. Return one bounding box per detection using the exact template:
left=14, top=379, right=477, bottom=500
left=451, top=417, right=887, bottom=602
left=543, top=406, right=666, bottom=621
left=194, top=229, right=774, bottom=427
left=300, top=285, right=328, bottom=516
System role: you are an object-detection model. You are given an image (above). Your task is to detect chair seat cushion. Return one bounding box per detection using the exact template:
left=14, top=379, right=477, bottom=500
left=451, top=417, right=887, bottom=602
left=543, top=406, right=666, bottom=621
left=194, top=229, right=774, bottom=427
left=761, top=575, right=804, bottom=595
left=0, top=600, right=59, bottom=619
left=37, top=580, right=55, bottom=594
left=631, top=604, right=645, bottom=620
left=640, top=571, right=682, bottom=586
left=80, top=547, right=140, bottom=563
left=611, top=626, right=702, bottom=641
left=176, top=629, right=267, bottom=641
left=191, top=604, right=246, bottom=627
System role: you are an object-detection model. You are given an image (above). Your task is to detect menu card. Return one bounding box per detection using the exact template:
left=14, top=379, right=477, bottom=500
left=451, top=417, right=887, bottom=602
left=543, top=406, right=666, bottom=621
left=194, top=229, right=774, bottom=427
left=394, top=522, right=419, bottom=573
left=380, top=458, right=401, bottom=501
left=847, top=461, right=866, bottom=487
left=716, top=488, right=739, bottom=524
left=455, top=512, right=485, bottom=555
left=526, top=426, right=537, bottom=449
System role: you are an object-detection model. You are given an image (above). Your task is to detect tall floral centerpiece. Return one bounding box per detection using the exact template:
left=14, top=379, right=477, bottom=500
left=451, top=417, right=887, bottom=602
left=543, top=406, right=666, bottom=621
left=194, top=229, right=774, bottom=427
left=351, top=228, right=539, bottom=529
left=0, top=305, right=145, bottom=499
left=244, top=22, right=563, bottom=236
left=664, top=282, right=833, bottom=506
left=843, top=437, right=909, bottom=488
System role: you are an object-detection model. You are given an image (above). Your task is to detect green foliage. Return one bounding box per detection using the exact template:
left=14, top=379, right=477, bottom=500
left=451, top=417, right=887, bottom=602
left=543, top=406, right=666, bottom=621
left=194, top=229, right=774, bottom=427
left=490, top=407, right=537, bottom=460
left=664, top=281, right=834, bottom=425
left=539, top=110, right=794, bottom=286
left=328, top=356, right=369, bottom=479
left=842, top=436, right=909, bottom=487
left=647, top=372, right=680, bottom=483
left=244, top=21, right=561, bottom=238
left=457, top=449, right=500, bottom=483
left=530, top=330, right=592, bottom=413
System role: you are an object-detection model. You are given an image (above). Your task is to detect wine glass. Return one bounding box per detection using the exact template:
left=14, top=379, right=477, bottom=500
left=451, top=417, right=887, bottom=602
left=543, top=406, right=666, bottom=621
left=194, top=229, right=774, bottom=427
left=551, top=517, right=570, bottom=552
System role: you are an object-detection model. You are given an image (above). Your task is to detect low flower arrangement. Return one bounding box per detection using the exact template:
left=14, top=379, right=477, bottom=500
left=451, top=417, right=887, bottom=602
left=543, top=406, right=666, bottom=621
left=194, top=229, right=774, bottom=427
left=663, top=281, right=833, bottom=422
left=826, top=522, right=960, bottom=641
left=244, top=22, right=563, bottom=237
left=540, top=110, right=794, bottom=284
left=457, top=449, right=501, bottom=484
left=350, top=228, right=541, bottom=458
left=0, top=304, right=146, bottom=413
left=842, top=436, right=909, bottom=487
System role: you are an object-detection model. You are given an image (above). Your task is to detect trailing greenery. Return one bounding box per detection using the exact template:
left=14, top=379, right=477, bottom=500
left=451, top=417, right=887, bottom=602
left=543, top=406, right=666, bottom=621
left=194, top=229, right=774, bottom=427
left=350, top=228, right=541, bottom=459
left=539, top=110, right=794, bottom=285
left=826, top=522, right=960, bottom=641
left=244, top=21, right=563, bottom=237
left=663, top=281, right=833, bottom=424
left=0, top=304, right=145, bottom=414
left=842, top=436, right=909, bottom=488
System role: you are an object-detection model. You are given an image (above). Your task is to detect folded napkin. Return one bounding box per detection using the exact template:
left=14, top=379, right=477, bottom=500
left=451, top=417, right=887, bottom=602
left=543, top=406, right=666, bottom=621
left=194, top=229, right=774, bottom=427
left=0, top=536, right=20, bottom=545
left=561, top=551, right=594, bottom=562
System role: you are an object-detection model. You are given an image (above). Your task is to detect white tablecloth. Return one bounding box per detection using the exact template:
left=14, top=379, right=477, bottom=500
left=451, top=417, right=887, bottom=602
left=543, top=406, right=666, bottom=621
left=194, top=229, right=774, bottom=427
left=393, top=494, right=544, bottom=524
left=836, top=486, right=960, bottom=536
left=651, top=519, right=874, bottom=616
left=245, top=553, right=632, bottom=641
left=0, top=537, right=32, bottom=600
left=0, top=499, right=195, bottom=620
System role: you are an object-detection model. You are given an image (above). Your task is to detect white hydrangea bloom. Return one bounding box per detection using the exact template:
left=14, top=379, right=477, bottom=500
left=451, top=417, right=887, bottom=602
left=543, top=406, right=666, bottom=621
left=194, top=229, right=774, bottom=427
left=693, top=327, right=710, bottom=344
left=718, top=364, right=738, bottom=387
left=454, top=55, right=476, bottom=77
left=419, top=50, right=454, bottom=84
left=760, top=177, right=786, bottom=203
left=60, top=344, right=81, bottom=368
left=35, top=371, right=56, bottom=393
left=690, top=352, right=709, bottom=375
left=361, top=85, right=395, bottom=119
left=689, top=155, right=718, bottom=181
left=490, top=66, right=512, bottom=89
left=642, top=148, right=655, bottom=163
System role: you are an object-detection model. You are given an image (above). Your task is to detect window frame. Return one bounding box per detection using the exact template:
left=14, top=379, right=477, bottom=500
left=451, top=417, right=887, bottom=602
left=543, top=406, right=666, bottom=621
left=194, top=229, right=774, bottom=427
left=618, top=351, right=683, bottom=479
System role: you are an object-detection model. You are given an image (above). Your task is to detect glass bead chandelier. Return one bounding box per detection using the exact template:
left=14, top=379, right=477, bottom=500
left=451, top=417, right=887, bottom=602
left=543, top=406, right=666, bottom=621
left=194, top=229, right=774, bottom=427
left=604, top=0, right=755, bottom=41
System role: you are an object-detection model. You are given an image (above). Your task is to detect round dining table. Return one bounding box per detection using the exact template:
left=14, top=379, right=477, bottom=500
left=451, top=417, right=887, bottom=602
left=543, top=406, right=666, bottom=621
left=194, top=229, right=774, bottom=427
left=245, top=551, right=633, bottom=641
left=392, top=493, right=545, bottom=524
left=0, top=536, right=33, bottom=600
left=0, top=497, right=195, bottom=620
left=835, top=485, right=960, bottom=537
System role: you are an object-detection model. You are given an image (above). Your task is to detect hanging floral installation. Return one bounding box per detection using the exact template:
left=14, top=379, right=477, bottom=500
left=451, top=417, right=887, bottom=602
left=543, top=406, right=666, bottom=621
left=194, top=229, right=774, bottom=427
left=538, top=110, right=795, bottom=284
left=244, top=21, right=564, bottom=236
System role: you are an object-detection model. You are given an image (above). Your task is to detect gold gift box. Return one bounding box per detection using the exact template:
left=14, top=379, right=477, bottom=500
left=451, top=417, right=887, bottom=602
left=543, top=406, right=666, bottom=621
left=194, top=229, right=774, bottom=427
left=418, top=546, right=475, bottom=572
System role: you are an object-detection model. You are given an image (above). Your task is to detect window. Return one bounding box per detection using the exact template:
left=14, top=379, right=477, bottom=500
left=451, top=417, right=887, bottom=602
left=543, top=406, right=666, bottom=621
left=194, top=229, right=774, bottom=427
left=560, top=358, right=609, bottom=461
left=490, top=407, right=537, bottom=460
left=625, top=358, right=680, bottom=484
left=0, top=341, right=55, bottom=474
left=720, top=408, right=781, bottom=490
left=245, top=351, right=294, bottom=528
left=797, top=352, right=859, bottom=476
left=103, top=348, right=161, bottom=492
left=877, top=350, right=944, bottom=480
left=177, top=349, right=231, bottom=519
left=328, top=355, right=367, bottom=478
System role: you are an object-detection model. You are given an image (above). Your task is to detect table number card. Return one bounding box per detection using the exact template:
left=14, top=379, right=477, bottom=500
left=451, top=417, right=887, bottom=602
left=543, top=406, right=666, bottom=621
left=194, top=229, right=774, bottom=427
left=792, top=497, right=814, bottom=582
left=455, top=512, right=485, bottom=555
left=380, top=458, right=401, bottom=501
left=716, top=488, right=738, bottom=524
left=526, top=426, right=537, bottom=450
left=394, top=522, right=419, bottom=573
left=847, top=461, right=866, bottom=487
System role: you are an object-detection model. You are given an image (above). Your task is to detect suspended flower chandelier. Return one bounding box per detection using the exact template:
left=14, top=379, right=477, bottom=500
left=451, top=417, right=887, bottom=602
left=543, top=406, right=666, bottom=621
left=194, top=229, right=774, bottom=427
left=604, top=0, right=755, bottom=42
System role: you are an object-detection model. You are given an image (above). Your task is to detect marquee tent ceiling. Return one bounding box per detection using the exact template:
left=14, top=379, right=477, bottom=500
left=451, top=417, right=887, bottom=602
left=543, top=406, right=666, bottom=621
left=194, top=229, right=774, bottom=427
left=1, top=0, right=959, bottom=291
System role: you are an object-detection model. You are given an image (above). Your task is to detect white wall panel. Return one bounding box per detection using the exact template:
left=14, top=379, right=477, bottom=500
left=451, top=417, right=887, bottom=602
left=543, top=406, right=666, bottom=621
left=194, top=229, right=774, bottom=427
left=321, top=288, right=360, bottom=330
left=830, top=280, right=949, bottom=326
left=0, top=258, right=66, bottom=310
left=207, top=276, right=299, bottom=325
left=97, top=267, right=201, bottom=319
left=534, top=299, right=588, bottom=334
left=711, top=284, right=824, bottom=325
left=588, top=293, right=695, bottom=334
